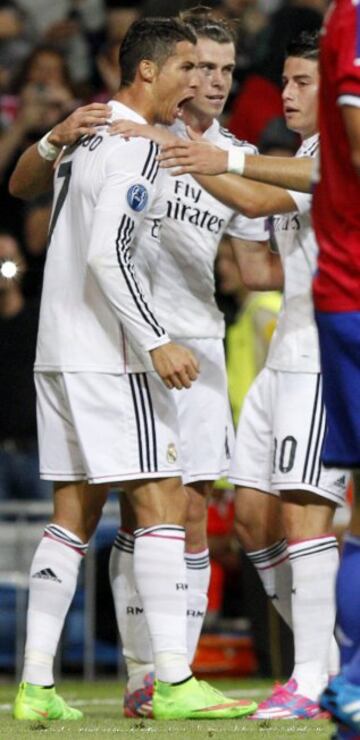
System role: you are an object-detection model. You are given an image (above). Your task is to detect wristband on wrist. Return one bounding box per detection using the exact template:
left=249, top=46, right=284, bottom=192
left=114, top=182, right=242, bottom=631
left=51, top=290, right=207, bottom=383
left=37, top=130, right=61, bottom=161
left=227, top=147, right=245, bottom=175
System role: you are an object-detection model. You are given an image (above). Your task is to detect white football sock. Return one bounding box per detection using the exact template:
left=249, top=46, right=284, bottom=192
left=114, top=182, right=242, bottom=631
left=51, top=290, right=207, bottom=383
left=23, top=524, right=87, bottom=686
left=125, top=657, right=155, bottom=694
left=288, top=535, right=338, bottom=701
left=247, top=539, right=293, bottom=628
left=134, top=525, right=191, bottom=684
left=328, top=635, right=340, bottom=678
left=185, top=549, right=210, bottom=664
left=109, top=529, right=153, bottom=692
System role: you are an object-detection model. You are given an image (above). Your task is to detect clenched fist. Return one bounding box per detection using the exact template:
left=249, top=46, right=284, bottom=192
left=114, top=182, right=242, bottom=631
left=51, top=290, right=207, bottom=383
left=150, top=342, right=200, bottom=390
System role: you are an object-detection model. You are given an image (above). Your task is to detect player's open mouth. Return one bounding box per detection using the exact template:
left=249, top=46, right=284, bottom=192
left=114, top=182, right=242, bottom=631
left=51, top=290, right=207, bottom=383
left=285, top=107, right=299, bottom=114
left=176, top=94, right=194, bottom=117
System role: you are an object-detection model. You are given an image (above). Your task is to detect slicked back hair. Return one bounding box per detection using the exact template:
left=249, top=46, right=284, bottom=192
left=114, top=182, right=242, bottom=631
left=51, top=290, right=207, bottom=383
left=180, top=5, right=236, bottom=46
left=286, top=30, right=320, bottom=61
left=119, top=17, right=197, bottom=88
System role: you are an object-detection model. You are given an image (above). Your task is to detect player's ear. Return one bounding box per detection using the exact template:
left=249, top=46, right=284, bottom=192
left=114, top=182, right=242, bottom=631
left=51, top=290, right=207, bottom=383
left=139, top=59, right=157, bottom=83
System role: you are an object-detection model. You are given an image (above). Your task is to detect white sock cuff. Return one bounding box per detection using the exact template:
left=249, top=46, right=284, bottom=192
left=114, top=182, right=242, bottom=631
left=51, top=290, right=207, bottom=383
left=247, top=539, right=288, bottom=570
left=185, top=549, right=210, bottom=570
left=44, top=524, right=88, bottom=556
left=288, top=535, right=338, bottom=561
left=113, top=528, right=135, bottom=554
left=134, top=525, right=185, bottom=542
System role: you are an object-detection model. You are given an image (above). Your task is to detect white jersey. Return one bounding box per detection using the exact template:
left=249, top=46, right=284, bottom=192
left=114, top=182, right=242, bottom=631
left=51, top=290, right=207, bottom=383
left=152, top=119, right=269, bottom=339
left=35, top=101, right=169, bottom=374
left=266, top=134, right=320, bottom=373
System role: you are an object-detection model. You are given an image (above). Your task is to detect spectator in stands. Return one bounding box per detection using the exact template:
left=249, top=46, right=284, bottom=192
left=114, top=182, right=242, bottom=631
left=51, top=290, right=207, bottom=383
left=13, top=0, right=105, bottom=86
left=94, top=2, right=142, bottom=99
left=0, top=230, right=50, bottom=500
left=0, top=1, right=30, bottom=108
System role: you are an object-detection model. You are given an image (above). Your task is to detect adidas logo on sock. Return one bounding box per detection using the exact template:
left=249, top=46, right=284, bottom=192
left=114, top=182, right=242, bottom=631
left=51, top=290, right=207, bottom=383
left=32, top=568, right=62, bottom=583
left=334, top=475, right=346, bottom=489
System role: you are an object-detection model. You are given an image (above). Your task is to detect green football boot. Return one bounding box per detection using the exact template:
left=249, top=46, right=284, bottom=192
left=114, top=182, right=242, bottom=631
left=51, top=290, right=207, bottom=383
left=13, top=682, right=83, bottom=721
left=152, top=676, right=257, bottom=720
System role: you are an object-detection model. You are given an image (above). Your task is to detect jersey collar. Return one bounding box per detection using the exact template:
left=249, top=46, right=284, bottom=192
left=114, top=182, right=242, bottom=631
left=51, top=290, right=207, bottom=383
left=170, top=117, right=220, bottom=141
left=108, top=100, right=147, bottom=124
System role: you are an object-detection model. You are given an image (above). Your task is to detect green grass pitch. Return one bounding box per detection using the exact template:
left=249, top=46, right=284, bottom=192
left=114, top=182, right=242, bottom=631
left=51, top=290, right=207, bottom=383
left=0, top=678, right=335, bottom=739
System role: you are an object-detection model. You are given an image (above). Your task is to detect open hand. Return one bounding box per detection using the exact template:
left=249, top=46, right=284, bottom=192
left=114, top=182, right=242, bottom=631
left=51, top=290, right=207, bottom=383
left=48, top=103, right=112, bottom=147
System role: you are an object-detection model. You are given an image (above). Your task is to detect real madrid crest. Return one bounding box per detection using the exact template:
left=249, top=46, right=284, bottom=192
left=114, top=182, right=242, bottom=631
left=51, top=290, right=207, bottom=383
left=167, top=442, right=177, bottom=464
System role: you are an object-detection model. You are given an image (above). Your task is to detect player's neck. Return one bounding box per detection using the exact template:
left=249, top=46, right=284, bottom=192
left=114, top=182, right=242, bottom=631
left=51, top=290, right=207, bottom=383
left=181, top=108, right=213, bottom=135
left=113, top=89, right=155, bottom=124
left=300, top=126, right=318, bottom=142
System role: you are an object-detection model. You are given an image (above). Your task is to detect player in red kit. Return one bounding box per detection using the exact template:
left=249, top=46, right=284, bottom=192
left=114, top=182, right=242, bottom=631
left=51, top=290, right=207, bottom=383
left=312, top=3, right=360, bottom=739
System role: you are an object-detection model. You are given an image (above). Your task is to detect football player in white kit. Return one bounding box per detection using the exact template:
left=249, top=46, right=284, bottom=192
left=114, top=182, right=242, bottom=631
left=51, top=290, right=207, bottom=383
left=157, top=31, right=351, bottom=720
left=107, top=8, right=270, bottom=717
left=9, top=17, right=257, bottom=722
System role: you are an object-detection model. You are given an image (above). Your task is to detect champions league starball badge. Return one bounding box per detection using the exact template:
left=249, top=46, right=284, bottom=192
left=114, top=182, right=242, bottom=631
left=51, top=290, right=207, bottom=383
left=127, top=184, right=149, bottom=212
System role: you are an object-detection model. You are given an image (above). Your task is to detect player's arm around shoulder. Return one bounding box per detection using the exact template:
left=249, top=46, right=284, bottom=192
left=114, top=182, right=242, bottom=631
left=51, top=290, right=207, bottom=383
left=9, top=103, right=111, bottom=200
left=157, top=132, right=313, bottom=194
left=109, top=118, right=179, bottom=148
left=186, top=135, right=296, bottom=219
left=196, top=171, right=298, bottom=219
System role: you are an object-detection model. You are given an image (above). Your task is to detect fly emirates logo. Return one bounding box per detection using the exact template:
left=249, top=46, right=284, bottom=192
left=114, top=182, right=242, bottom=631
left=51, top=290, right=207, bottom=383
left=166, top=179, right=225, bottom=235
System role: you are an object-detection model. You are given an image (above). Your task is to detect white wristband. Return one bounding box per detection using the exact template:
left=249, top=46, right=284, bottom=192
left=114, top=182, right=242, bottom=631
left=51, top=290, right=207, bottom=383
left=227, top=147, right=245, bottom=175
left=37, top=130, right=61, bottom=161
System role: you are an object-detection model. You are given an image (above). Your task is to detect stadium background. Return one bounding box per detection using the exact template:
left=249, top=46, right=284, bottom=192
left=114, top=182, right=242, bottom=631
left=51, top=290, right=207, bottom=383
left=0, top=0, right=334, bottom=695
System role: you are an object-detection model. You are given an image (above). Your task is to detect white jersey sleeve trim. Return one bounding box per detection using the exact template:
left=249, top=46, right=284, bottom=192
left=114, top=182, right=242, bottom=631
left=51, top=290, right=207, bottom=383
left=338, top=94, right=360, bottom=108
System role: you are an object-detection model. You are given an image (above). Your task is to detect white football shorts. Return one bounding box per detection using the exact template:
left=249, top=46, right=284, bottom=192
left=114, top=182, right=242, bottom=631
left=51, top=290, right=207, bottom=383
left=229, top=367, right=349, bottom=505
left=174, top=338, right=235, bottom=485
left=35, top=371, right=182, bottom=484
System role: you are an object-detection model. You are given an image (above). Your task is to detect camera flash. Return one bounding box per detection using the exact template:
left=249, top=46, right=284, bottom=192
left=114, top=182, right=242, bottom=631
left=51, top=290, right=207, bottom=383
left=0, top=260, right=18, bottom=279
